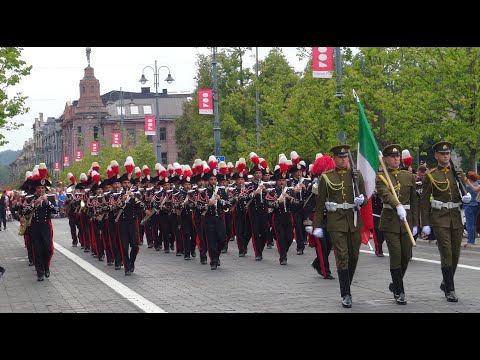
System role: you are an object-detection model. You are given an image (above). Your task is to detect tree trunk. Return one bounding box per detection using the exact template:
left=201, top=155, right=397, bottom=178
left=469, top=152, right=477, bottom=172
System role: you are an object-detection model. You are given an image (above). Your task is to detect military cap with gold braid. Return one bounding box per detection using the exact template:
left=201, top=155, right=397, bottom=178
left=432, top=141, right=452, bottom=153
left=382, top=144, right=402, bottom=157
left=330, top=144, right=350, bottom=157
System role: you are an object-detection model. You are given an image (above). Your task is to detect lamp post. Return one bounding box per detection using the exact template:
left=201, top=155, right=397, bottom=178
left=212, top=47, right=221, bottom=156
left=138, top=61, right=174, bottom=163
left=107, top=88, right=136, bottom=149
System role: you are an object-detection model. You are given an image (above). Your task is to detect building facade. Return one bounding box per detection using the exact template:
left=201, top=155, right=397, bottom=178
left=9, top=138, right=34, bottom=182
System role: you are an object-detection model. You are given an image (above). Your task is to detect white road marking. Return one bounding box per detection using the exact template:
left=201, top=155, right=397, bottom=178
left=53, top=242, right=166, bottom=313
left=360, top=249, right=480, bottom=271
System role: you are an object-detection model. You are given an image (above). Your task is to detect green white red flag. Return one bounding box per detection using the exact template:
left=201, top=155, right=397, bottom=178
left=354, top=89, right=380, bottom=244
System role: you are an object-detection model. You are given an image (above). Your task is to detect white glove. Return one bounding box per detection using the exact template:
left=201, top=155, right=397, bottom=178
left=412, top=225, right=418, bottom=237
left=354, top=194, right=364, bottom=206
left=462, top=193, right=472, bottom=204
left=422, top=225, right=431, bottom=236
left=305, top=226, right=313, bottom=234
left=396, top=205, right=407, bottom=221
left=312, top=228, right=324, bottom=238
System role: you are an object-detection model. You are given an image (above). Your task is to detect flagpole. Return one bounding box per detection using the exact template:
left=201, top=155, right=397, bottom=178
left=377, top=151, right=417, bottom=247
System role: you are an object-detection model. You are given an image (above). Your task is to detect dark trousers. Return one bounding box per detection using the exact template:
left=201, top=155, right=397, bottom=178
left=144, top=217, right=154, bottom=247
left=79, top=213, right=91, bottom=250
left=159, top=213, right=171, bottom=251
left=151, top=214, right=161, bottom=249
left=92, top=219, right=104, bottom=259
left=373, top=216, right=385, bottom=254
left=102, top=218, right=114, bottom=263
left=0, top=209, right=6, bottom=228
left=272, top=212, right=294, bottom=262
left=249, top=209, right=269, bottom=257
left=167, top=214, right=177, bottom=250
left=25, top=233, right=34, bottom=264
left=108, top=215, right=122, bottom=265
left=292, top=210, right=306, bottom=251
left=204, top=214, right=226, bottom=266
left=31, top=221, right=53, bottom=276
left=234, top=210, right=251, bottom=254
left=195, top=212, right=207, bottom=261
left=137, top=211, right=144, bottom=244
left=119, top=220, right=139, bottom=273
left=173, top=214, right=184, bottom=254
left=267, top=212, right=274, bottom=245
left=68, top=215, right=78, bottom=245
left=313, top=231, right=333, bottom=276
left=181, top=212, right=194, bottom=257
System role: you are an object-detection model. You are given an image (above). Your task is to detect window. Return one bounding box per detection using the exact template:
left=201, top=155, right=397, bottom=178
left=93, top=126, right=99, bottom=141
left=77, top=126, right=82, bottom=134
left=82, top=85, right=86, bottom=93
left=159, top=127, right=166, bottom=141
left=147, top=135, right=153, bottom=143
left=161, top=152, right=168, bottom=165
left=127, top=128, right=135, bottom=143
left=130, top=105, right=139, bottom=115
left=143, top=105, right=152, bottom=114
left=117, top=106, right=126, bottom=116
left=90, top=85, right=94, bottom=93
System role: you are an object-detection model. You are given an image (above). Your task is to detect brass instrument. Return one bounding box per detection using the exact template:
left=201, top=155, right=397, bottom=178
left=18, top=214, right=32, bottom=236
left=115, top=190, right=131, bottom=223
left=202, top=185, right=221, bottom=216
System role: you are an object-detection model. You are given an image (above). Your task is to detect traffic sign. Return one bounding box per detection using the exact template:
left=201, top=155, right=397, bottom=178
left=216, top=156, right=225, bottom=162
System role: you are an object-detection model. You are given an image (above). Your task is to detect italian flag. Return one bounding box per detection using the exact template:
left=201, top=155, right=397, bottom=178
left=354, top=90, right=380, bottom=244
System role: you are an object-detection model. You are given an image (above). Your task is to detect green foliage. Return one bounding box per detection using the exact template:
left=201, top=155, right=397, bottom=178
left=0, top=47, right=32, bottom=147
left=0, top=164, right=10, bottom=186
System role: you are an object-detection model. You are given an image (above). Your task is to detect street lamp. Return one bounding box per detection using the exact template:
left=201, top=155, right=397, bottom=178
left=138, top=61, right=174, bottom=163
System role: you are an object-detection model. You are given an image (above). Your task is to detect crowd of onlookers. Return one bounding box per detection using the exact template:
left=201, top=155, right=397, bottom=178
left=463, top=171, right=480, bottom=247
left=0, top=187, right=68, bottom=225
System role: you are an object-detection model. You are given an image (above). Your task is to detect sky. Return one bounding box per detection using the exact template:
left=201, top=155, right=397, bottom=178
left=2, top=47, right=310, bottom=152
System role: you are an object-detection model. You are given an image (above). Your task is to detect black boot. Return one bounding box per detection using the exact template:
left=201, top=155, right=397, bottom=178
left=390, top=268, right=406, bottom=305
left=441, top=266, right=458, bottom=302
left=311, top=258, right=322, bottom=276
left=338, top=269, right=352, bottom=308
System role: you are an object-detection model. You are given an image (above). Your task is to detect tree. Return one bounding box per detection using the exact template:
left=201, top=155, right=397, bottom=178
left=0, top=47, right=32, bottom=147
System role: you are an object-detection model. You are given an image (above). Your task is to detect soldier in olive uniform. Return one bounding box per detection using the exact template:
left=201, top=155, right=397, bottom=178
left=311, top=145, right=367, bottom=308
left=375, top=145, right=418, bottom=305
left=420, top=141, right=471, bottom=302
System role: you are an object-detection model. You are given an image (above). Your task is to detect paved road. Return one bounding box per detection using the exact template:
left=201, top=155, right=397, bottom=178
left=1, top=218, right=479, bottom=313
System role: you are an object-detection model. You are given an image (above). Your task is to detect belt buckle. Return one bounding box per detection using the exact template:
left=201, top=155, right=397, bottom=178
left=446, top=202, right=453, bottom=209
left=342, top=202, right=348, bottom=209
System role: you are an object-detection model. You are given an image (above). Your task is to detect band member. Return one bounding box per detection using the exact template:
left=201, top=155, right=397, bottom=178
left=305, top=154, right=336, bottom=280
left=64, top=173, right=79, bottom=247
left=420, top=141, right=471, bottom=302
left=247, top=152, right=272, bottom=261
left=310, top=145, right=368, bottom=308
left=289, top=152, right=309, bottom=255
left=376, top=144, right=418, bottom=305
left=19, top=173, right=35, bottom=266
left=116, top=165, right=141, bottom=275
left=262, top=167, right=275, bottom=249
left=109, top=175, right=123, bottom=270
left=202, top=167, right=230, bottom=270
left=266, top=167, right=298, bottom=265
left=23, top=163, right=58, bottom=281
left=177, top=167, right=196, bottom=260
left=230, top=160, right=252, bottom=257
left=195, top=161, right=210, bottom=264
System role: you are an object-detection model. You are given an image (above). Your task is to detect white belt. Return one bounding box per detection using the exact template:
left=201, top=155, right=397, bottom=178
left=440, top=201, right=461, bottom=209
left=383, top=204, right=411, bottom=210
left=335, top=203, right=355, bottom=209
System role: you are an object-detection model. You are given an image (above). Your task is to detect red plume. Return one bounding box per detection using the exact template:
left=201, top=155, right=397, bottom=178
left=208, top=155, right=217, bottom=170
left=192, top=167, right=198, bottom=176
left=402, top=156, right=413, bottom=168
left=92, top=171, right=101, bottom=183
left=259, top=158, right=268, bottom=169
left=39, top=163, right=47, bottom=179
left=249, top=152, right=260, bottom=165
left=219, top=167, right=227, bottom=175
left=310, top=155, right=335, bottom=176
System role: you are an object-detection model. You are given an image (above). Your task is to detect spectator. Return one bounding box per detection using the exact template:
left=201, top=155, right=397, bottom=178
left=463, top=171, right=479, bottom=247
left=57, top=187, right=66, bottom=218
left=0, top=189, right=7, bottom=230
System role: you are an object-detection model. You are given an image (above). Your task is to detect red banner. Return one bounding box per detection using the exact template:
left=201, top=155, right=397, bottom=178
left=75, top=150, right=83, bottom=162
left=198, top=89, right=213, bottom=115
left=54, top=162, right=60, bottom=171
left=312, top=47, right=334, bottom=78
left=63, top=156, right=70, bottom=167
left=112, top=132, right=121, bottom=148
left=90, top=141, right=99, bottom=155
left=144, top=116, right=156, bottom=136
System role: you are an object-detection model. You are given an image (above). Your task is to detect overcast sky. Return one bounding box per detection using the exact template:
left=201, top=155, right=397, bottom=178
left=2, top=47, right=309, bottom=152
